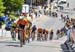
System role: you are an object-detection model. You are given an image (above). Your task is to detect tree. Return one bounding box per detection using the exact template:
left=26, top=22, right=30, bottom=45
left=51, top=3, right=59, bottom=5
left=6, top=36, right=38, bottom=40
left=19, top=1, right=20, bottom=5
left=0, top=0, right=5, bottom=16
left=3, top=0, right=24, bottom=14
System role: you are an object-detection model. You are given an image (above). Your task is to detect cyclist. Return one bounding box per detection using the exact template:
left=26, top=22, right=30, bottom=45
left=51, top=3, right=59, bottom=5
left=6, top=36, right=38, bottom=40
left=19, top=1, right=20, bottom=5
left=11, top=20, right=17, bottom=40
left=17, top=16, right=27, bottom=47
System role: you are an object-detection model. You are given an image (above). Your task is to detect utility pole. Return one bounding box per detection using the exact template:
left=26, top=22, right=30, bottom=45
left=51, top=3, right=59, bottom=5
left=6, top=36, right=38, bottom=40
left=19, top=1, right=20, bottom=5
left=30, top=0, right=32, bottom=7
left=30, top=0, right=32, bottom=13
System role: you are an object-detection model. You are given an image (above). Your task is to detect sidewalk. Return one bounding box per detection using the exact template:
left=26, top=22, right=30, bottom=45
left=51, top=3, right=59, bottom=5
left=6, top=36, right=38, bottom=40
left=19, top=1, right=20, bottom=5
left=0, top=29, right=11, bottom=38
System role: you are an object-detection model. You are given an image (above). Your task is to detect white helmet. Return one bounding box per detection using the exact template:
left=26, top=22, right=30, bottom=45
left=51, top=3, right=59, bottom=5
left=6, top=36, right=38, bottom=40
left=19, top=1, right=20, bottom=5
left=19, top=16, right=24, bottom=19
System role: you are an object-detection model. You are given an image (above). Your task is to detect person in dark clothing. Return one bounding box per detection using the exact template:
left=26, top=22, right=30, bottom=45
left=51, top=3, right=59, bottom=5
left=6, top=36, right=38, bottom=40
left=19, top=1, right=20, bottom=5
left=56, top=30, right=60, bottom=39
left=55, top=12, right=58, bottom=17
left=49, top=29, right=54, bottom=40
left=67, top=3, right=69, bottom=8
left=31, top=25, right=37, bottom=41
left=32, top=25, right=37, bottom=33
left=61, top=14, right=63, bottom=20
left=11, top=22, right=17, bottom=41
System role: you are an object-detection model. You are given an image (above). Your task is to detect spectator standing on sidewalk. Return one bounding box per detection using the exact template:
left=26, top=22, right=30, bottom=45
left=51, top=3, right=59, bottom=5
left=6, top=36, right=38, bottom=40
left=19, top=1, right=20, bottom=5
left=56, top=29, right=61, bottom=39
left=55, top=12, right=58, bottom=17
left=67, top=3, right=69, bottom=8
left=61, top=14, right=63, bottom=20
left=66, top=15, right=69, bottom=21
left=43, top=6, right=47, bottom=15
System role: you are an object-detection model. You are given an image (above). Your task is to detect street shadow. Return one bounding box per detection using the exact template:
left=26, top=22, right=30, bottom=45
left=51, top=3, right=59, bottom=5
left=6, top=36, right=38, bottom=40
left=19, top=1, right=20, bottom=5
left=0, top=41, right=19, bottom=44
left=0, top=41, right=20, bottom=47
left=26, top=44, right=60, bottom=48
left=60, top=43, right=75, bottom=52
left=6, top=44, right=20, bottom=47
left=61, top=44, right=69, bottom=52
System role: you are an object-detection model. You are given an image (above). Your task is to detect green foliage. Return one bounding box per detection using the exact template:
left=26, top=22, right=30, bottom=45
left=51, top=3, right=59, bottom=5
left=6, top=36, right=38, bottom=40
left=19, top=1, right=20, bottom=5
left=3, top=0, right=24, bottom=12
left=2, top=0, right=24, bottom=20
left=0, top=0, right=5, bottom=16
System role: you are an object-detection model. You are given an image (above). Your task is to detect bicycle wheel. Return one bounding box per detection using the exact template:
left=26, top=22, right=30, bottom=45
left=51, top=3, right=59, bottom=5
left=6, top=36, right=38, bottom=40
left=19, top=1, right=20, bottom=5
left=18, top=30, right=23, bottom=47
left=11, top=30, right=16, bottom=40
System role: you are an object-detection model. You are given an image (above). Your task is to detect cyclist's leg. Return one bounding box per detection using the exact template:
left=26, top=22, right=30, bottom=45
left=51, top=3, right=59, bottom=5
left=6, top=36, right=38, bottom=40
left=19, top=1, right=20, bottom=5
left=27, top=33, right=30, bottom=43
